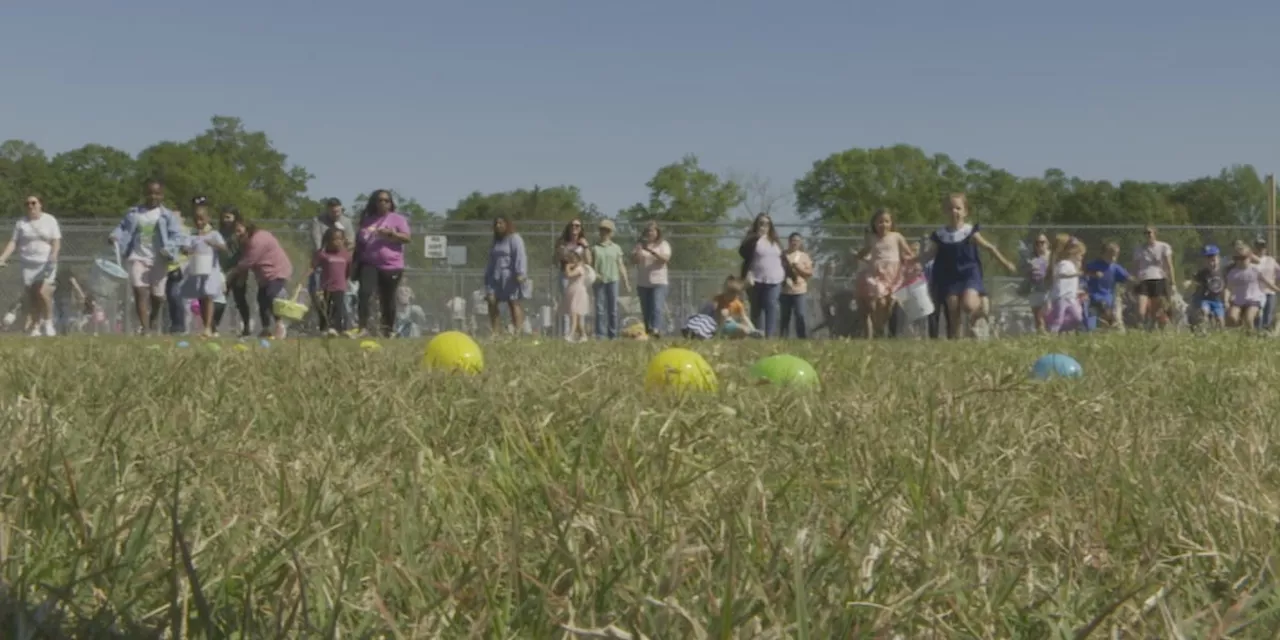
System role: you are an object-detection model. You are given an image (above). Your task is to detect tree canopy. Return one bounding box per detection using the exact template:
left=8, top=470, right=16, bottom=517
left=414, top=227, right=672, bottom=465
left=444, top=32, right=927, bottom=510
left=1, top=118, right=1272, bottom=266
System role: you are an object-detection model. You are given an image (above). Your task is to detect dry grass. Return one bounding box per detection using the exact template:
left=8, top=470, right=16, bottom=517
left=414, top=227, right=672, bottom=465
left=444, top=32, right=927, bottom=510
left=2, top=333, right=1280, bottom=638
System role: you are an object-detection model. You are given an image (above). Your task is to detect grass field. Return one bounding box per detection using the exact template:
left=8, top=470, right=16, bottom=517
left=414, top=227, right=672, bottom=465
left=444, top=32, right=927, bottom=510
left=2, top=334, right=1280, bottom=638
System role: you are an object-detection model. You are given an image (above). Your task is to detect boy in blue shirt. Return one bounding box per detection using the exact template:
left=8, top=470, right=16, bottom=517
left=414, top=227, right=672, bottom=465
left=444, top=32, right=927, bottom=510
left=1186, top=244, right=1225, bottom=329
left=1084, top=241, right=1131, bottom=331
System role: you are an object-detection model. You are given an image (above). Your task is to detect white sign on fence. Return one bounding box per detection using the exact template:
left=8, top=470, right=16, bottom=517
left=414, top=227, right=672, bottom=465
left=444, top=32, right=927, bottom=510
left=423, top=235, right=448, bottom=259
left=446, top=245, right=468, bottom=267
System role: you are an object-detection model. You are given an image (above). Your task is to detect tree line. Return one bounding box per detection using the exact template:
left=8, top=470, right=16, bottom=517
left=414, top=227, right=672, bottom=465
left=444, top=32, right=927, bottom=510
left=1, top=115, right=1272, bottom=272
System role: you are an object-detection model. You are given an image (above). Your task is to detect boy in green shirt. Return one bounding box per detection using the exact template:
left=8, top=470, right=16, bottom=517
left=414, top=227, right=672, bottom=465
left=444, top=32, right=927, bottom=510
left=590, top=219, right=631, bottom=339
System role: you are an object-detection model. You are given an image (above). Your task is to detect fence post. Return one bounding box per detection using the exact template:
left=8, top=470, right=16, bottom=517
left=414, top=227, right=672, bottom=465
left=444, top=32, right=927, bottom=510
left=1268, top=174, right=1277, bottom=252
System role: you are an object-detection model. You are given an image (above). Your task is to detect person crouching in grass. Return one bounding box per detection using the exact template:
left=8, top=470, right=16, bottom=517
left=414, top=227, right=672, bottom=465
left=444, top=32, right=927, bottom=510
left=312, top=227, right=353, bottom=336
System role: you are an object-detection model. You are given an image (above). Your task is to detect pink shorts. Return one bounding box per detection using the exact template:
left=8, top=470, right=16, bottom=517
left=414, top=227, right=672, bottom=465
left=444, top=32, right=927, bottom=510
left=127, top=258, right=170, bottom=297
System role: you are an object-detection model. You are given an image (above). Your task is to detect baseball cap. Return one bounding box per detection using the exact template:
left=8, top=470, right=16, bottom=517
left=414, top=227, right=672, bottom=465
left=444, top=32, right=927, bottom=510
left=1202, top=244, right=1220, bottom=257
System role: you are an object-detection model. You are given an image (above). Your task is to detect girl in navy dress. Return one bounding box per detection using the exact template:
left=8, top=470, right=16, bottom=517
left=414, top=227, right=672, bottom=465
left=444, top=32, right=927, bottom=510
left=926, top=193, right=1016, bottom=339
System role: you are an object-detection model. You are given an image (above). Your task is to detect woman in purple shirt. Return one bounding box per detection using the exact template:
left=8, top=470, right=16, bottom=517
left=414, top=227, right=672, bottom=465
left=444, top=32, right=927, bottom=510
left=353, top=190, right=411, bottom=337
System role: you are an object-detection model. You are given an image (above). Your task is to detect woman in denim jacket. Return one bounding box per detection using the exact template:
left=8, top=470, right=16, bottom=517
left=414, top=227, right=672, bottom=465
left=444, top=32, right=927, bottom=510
left=106, top=180, right=185, bottom=334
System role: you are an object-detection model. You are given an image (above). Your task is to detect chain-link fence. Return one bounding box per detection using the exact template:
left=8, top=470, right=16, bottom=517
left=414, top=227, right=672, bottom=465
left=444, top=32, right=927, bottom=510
left=2, top=218, right=1273, bottom=336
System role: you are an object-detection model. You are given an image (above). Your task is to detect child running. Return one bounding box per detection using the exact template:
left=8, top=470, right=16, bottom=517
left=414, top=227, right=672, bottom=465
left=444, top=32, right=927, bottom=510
left=1084, top=241, right=1131, bottom=331
left=1224, top=240, right=1280, bottom=330
left=854, top=208, right=915, bottom=339
left=312, top=227, right=353, bottom=336
left=1184, top=245, right=1225, bottom=330
left=925, top=193, right=1017, bottom=339
left=1046, top=234, right=1086, bottom=334
left=559, top=249, right=590, bottom=342
left=181, top=204, right=227, bottom=338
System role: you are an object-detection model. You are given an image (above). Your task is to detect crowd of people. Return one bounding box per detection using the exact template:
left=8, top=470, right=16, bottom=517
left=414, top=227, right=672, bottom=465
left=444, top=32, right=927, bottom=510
left=0, top=181, right=420, bottom=338
left=3, top=184, right=1276, bottom=342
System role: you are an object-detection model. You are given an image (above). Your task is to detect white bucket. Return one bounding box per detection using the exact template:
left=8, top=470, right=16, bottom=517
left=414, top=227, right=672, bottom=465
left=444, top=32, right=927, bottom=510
left=893, top=279, right=935, bottom=323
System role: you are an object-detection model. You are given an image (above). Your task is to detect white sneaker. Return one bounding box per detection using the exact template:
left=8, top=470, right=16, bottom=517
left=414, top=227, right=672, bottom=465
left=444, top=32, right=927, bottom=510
left=28, top=327, right=41, bottom=337
left=43, top=321, right=56, bottom=337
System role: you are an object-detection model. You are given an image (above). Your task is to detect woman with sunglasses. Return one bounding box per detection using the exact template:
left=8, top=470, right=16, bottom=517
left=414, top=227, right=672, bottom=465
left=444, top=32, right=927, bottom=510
left=0, top=194, right=62, bottom=336
left=352, top=190, right=411, bottom=337
left=1131, top=226, right=1175, bottom=330
left=554, top=218, right=591, bottom=336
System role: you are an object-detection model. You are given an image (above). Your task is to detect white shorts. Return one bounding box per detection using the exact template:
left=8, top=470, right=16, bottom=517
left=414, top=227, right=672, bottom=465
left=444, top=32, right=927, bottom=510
left=21, top=262, right=56, bottom=288
left=128, top=258, right=170, bottom=297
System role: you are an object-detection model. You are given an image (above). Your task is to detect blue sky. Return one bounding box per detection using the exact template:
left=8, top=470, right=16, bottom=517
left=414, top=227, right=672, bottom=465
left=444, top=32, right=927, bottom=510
left=2, top=0, right=1278, bottom=222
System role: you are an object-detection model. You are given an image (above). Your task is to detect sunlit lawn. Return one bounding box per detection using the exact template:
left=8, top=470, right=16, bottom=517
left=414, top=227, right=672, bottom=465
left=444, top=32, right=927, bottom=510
left=2, top=333, right=1279, bottom=638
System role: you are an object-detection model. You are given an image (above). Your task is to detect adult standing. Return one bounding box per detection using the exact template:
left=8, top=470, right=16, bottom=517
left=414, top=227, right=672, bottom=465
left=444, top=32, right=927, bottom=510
left=738, top=213, right=787, bottom=338
left=590, top=219, right=630, bottom=339
left=107, top=179, right=183, bottom=335
left=352, top=190, right=411, bottom=337
left=217, top=206, right=252, bottom=336
left=632, top=221, right=672, bottom=337
left=1131, top=225, right=1175, bottom=330
left=484, top=216, right=529, bottom=335
left=780, top=232, right=814, bottom=338
left=555, top=218, right=592, bottom=337
left=227, top=220, right=293, bottom=339
left=310, top=198, right=354, bottom=332
left=0, top=194, right=62, bottom=336
left=1252, top=237, right=1279, bottom=332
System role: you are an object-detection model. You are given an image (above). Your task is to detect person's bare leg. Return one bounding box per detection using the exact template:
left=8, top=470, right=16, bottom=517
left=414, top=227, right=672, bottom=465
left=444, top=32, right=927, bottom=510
left=133, top=287, right=150, bottom=331
left=960, top=290, right=984, bottom=338
left=509, top=302, right=525, bottom=335
left=488, top=300, right=501, bottom=335
left=23, top=286, right=38, bottom=333
left=201, top=296, right=214, bottom=336
left=944, top=295, right=963, bottom=339
left=1243, top=306, right=1260, bottom=331
left=37, top=283, right=53, bottom=330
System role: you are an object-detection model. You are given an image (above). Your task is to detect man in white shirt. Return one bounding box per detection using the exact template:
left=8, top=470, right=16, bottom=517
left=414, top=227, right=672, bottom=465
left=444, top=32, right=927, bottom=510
left=0, top=195, right=63, bottom=336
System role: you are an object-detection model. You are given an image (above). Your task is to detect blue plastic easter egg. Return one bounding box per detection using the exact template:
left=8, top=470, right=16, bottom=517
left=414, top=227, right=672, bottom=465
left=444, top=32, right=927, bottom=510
left=1031, top=353, right=1082, bottom=380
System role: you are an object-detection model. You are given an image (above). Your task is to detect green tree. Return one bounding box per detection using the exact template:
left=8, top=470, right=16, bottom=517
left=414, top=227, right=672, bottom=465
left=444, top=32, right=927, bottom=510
left=186, top=116, right=313, bottom=218
left=445, top=185, right=599, bottom=269
left=135, top=141, right=251, bottom=214
left=45, top=144, right=137, bottom=217
left=619, top=155, right=743, bottom=271
left=0, top=140, right=51, bottom=216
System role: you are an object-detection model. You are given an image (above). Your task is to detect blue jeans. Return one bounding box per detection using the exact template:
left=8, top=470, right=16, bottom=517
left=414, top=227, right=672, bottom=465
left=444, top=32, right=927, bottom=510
left=779, top=292, right=808, bottom=338
left=637, top=285, right=668, bottom=335
left=750, top=282, right=782, bottom=337
left=593, top=281, right=619, bottom=339
left=1258, top=293, right=1276, bottom=330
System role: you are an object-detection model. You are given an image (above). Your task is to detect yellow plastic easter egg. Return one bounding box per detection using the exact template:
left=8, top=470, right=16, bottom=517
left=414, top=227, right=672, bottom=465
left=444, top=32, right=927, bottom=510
left=423, top=331, right=484, bottom=375
left=644, top=348, right=717, bottom=394
left=360, top=339, right=382, bottom=352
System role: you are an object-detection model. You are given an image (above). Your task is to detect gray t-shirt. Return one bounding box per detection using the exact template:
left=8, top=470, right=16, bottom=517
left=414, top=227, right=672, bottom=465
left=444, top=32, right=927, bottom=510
left=310, top=213, right=354, bottom=252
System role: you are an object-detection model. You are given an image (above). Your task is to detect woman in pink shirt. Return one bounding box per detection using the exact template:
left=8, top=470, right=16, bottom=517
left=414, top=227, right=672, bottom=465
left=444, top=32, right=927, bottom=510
left=353, top=190, right=411, bottom=337
left=631, top=221, right=671, bottom=337
left=228, top=221, right=294, bottom=338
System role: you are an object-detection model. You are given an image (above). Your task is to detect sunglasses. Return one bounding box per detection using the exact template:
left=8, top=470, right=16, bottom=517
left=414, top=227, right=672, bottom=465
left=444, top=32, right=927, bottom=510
left=25, top=200, right=38, bottom=206
left=377, top=198, right=391, bottom=203
left=570, top=223, right=581, bottom=227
